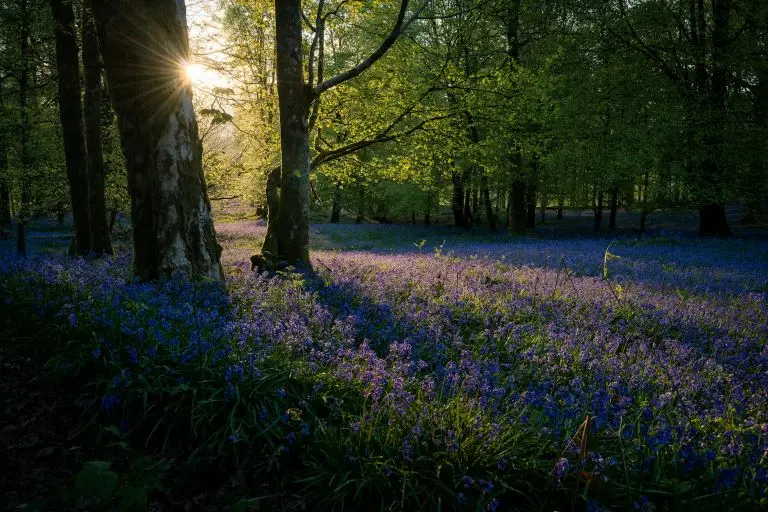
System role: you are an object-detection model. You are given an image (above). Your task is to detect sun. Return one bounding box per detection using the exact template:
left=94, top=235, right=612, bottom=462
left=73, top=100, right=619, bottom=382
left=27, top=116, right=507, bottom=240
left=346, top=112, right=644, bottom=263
left=183, top=62, right=210, bottom=86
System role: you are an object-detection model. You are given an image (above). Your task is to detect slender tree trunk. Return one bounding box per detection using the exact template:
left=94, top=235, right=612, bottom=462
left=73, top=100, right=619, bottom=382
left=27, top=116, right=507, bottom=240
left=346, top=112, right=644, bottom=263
left=742, top=66, right=767, bottom=223
left=82, top=9, right=112, bottom=256
left=697, top=0, right=731, bottom=236
left=0, top=132, right=9, bottom=227
left=424, top=192, right=432, bottom=225
left=90, top=0, right=223, bottom=281
left=510, top=179, right=526, bottom=234
left=540, top=195, right=546, bottom=224
left=594, top=189, right=604, bottom=233
left=356, top=186, right=365, bottom=223
left=557, top=196, right=563, bottom=220
left=526, top=184, right=536, bottom=229
left=608, top=186, right=619, bottom=229
left=481, top=171, right=496, bottom=232
left=16, top=0, right=32, bottom=255
left=109, top=208, right=118, bottom=234
left=640, top=171, right=650, bottom=233
left=452, top=172, right=464, bottom=227
left=274, top=0, right=312, bottom=265
left=52, top=0, right=92, bottom=256
left=472, top=187, right=479, bottom=217
left=463, top=187, right=472, bottom=229
left=330, top=182, right=341, bottom=223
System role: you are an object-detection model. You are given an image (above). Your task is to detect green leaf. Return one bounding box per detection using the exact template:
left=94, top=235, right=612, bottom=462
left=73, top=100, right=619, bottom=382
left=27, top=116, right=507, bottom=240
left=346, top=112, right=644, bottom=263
left=75, top=461, right=118, bottom=500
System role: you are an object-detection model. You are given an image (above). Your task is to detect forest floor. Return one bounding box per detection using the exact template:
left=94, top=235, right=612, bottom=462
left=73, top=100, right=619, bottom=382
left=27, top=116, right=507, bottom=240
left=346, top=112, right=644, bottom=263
left=1, top=212, right=767, bottom=511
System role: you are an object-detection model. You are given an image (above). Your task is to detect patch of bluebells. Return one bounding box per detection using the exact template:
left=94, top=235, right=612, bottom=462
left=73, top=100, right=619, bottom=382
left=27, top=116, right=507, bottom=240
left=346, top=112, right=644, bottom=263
left=1, top=227, right=767, bottom=507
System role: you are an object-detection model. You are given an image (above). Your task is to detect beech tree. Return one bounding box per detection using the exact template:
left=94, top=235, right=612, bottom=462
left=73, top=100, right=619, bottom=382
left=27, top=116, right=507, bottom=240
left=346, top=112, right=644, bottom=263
left=265, top=0, right=414, bottom=268
left=88, top=0, right=223, bottom=280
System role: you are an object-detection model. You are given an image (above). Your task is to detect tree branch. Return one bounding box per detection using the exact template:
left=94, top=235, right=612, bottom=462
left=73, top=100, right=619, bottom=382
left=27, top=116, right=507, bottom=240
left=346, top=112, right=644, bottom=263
left=313, top=0, right=411, bottom=96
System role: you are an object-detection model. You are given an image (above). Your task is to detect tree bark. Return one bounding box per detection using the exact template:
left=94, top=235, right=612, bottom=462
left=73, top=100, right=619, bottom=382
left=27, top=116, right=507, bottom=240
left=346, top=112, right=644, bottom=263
left=594, top=189, right=604, bottom=233
left=608, top=186, right=619, bottom=229
left=510, top=179, right=526, bottom=234
left=557, top=196, right=563, bottom=220
left=260, top=166, right=281, bottom=261
left=17, top=0, right=32, bottom=256
left=640, top=171, right=649, bottom=233
left=526, top=183, right=536, bottom=229
left=330, top=182, right=341, bottom=223
left=89, top=0, right=223, bottom=281
left=51, top=0, right=92, bottom=256
left=463, top=187, right=472, bottom=229
left=451, top=171, right=465, bottom=227
left=274, top=0, right=312, bottom=266
left=481, top=170, right=496, bottom=232
left=356, top=186, right=365, bottom=223
left=0, top=131, right=9, bottom=227
left=82, top=8, right=112, bottom=256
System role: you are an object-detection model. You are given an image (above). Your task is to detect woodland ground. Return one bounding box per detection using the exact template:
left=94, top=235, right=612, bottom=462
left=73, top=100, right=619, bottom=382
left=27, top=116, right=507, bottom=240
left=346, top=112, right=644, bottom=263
left=0, top=210, right=767, bottom=511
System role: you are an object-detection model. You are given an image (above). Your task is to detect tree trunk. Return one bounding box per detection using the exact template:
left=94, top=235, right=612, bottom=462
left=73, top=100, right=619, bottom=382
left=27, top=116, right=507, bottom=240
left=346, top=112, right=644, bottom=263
left=109, top=208, right=118, bottom=234
left=639, top=171, right=650, bottom=233
left=82, top=9, right=113, bottom=256
left=594, top=189, right=604, bottom=233
left=356, top=186, right=365, bottom=223
left=526, top=186, right=536, bottom=229
left=557, top=196, right=563, bottom=220
left=742, top=70, right=767, bottom=223
left=698, top=204, right=730, bottom=237
left=481, top=171, right=496, bottom=232
left=90, top=0, right=223, bottom=281
left=509, top=179, right=526, bottom=234
left=608, top=186, right=619, bottom=229
left=330, top=182, right=341, bottom=223
left=51, top=0, right=92, bottom=256
left=472, top=187, right=479, bottom=217
left=451, top=172, right=464, bottom=227
left=260, top=166, right=280, bottom=261
left=274, top=0, right=312, bottom=266
left=463, top=187, right=472, bottom=229
left=0, top=133, right=9, bottom=227
left=696, top=0, right=731, bottom=237
left=424, top=192, right=432, bottom=225
left=17, top=0, right=31, bottom=256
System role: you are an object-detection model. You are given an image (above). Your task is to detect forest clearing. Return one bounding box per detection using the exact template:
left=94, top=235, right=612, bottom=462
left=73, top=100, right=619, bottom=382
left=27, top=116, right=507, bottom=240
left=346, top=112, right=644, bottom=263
left=1, top=0, right=767, bottom=510
left=2, top=216, right=767, bottom=510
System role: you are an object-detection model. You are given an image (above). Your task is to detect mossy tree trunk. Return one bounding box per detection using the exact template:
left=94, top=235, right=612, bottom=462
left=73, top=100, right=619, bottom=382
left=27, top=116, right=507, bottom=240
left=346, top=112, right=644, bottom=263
left=263, top=0, right=409, bottom=267
left=89, top=0, right=223, bottom=281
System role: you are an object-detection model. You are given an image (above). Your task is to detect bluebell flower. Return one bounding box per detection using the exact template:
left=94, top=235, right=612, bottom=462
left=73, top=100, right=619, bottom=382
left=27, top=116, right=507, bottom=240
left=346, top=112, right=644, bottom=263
left=102, top=394, right=120, bottom=413
left=554, top=458, right=569, bottom=479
